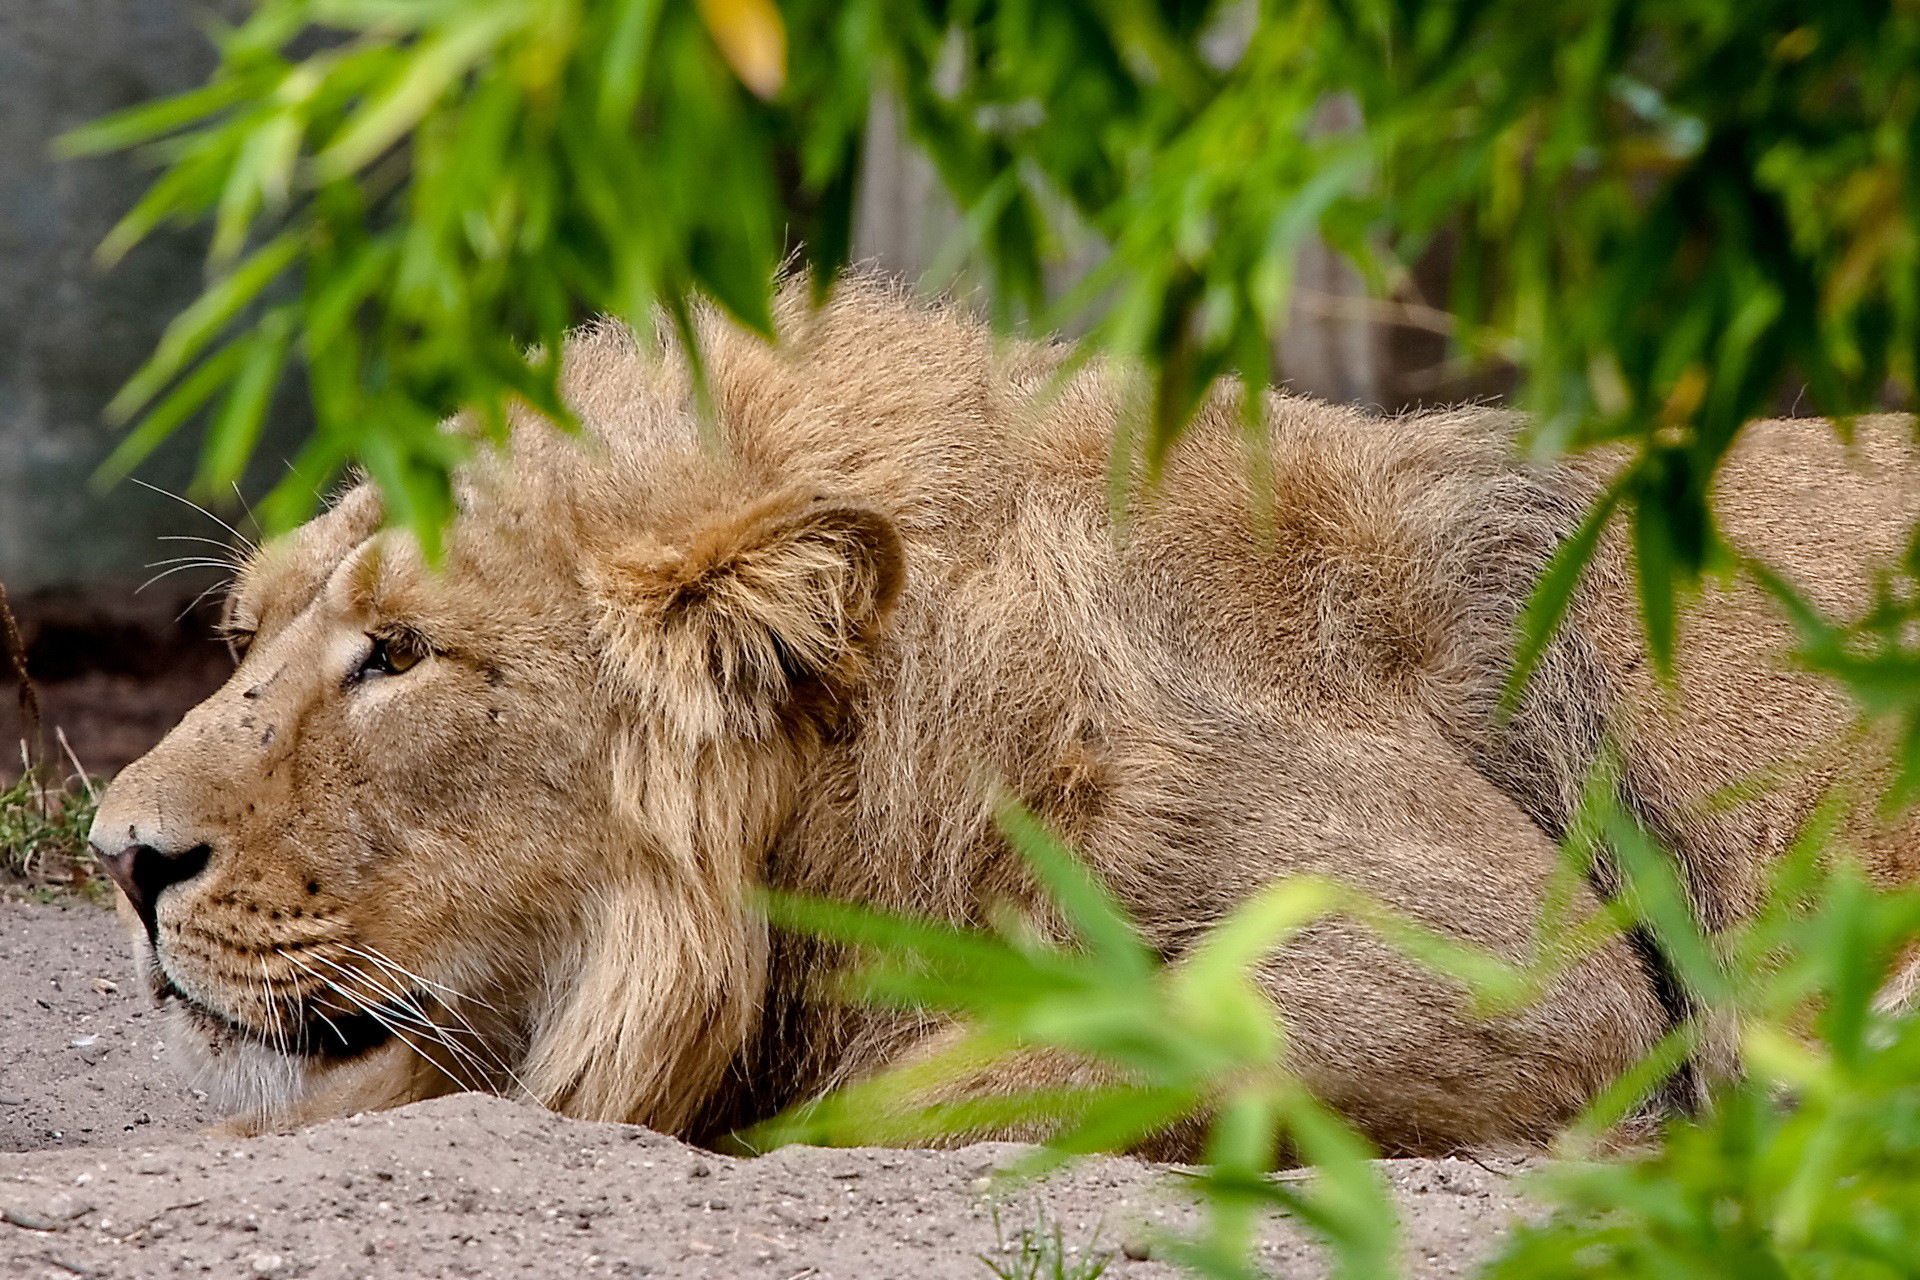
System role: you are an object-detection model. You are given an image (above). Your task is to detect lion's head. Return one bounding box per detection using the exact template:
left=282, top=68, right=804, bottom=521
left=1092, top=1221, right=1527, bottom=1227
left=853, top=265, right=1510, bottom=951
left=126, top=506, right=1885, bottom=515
left=88, top=323, right=907, bottom=1132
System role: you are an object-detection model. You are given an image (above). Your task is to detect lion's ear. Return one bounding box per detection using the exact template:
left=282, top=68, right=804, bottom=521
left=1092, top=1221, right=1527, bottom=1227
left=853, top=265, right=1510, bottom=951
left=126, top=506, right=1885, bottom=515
left=591, top=489, right=905, bottom=733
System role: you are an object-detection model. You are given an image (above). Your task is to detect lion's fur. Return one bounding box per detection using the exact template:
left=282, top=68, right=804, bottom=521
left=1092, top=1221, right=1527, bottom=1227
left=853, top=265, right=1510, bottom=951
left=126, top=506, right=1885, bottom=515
left=92, top=279, right=1920, bottom=1155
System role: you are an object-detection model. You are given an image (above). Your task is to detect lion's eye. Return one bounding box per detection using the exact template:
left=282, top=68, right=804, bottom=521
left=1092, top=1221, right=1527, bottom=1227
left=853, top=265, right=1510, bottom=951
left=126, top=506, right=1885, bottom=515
left=225, top=629, right=256, bottom=664
left=353, top=633, right=426, bottom=683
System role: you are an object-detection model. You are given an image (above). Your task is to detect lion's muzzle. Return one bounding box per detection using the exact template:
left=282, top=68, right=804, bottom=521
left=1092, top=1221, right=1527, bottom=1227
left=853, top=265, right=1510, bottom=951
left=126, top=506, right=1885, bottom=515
left=90, top=830, right=212, bottom=942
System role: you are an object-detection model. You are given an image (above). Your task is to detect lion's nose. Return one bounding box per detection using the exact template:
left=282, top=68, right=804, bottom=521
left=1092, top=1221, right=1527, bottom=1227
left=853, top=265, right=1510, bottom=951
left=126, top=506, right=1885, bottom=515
left=90, top=835, right=213, bottom=940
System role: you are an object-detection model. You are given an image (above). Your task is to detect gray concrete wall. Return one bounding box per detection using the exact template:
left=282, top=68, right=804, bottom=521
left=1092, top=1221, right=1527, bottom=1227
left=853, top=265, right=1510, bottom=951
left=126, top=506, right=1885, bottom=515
left=0, top=0, right=298, bottom=593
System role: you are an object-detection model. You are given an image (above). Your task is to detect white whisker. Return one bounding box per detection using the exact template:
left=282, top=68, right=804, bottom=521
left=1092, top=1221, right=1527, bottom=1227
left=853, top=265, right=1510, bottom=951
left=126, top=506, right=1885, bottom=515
left=130, top=477, right=258, bottom=553
left=230, top=481, right=262, bottom=542
left=300, top=953, right=500, bottom=1094
left=157, top=534, right=246, bottom=561
left=260, top=959, right=290, bottom=1062
left=344, top=943, right=506, bottom=1015
left=178, top=579, right=235, bottom=624
left=141, top=556, right=235, bottom=571
left=135, top=562, right=232, bottom=594
left=345, top=945, right=536, bottom=1100
left=284, top=953, right=487, bottom=1095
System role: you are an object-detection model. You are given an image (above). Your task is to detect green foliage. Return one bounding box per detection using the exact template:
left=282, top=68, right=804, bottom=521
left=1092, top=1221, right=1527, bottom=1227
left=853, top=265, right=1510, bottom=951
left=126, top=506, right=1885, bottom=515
left=71, top=4, right=1920, bottom=630
left=1755, top=555, right=1920, bottom=807
left=749, top=778, right=1920, bottom=1280
left=1490, top=837, right=1920, bottom=1277
left=747, top=803, right=1409, bottom=1279
left=747, top=800, right=1596, bottom=1278
left=0, top=773, right=101, bottom=891
left=1495, top=1072, right=1920, bottom=1278
left=979, top=1208, right=1114, bottom=1280
left=1358, top=1, right=1920, bottom=677
left=64, top=3, right=1920, bottom=1277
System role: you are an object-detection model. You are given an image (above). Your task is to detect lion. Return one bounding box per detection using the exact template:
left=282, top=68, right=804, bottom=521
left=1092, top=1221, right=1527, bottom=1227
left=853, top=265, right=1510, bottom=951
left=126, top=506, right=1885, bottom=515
left=88, top=279, right=1920, bottom=1157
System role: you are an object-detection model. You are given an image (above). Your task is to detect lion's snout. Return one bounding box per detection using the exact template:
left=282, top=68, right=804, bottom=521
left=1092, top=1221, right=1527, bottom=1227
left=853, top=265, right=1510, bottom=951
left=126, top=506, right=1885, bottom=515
left=90, top=701, right=247, bottom=939
left=88, top=829, right=211, bottom=941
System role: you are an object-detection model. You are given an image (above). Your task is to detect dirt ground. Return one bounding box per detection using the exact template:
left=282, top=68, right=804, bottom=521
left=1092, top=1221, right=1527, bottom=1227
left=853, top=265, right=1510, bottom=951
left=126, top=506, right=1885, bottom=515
left=0, top=899, right=1541, bottom=1280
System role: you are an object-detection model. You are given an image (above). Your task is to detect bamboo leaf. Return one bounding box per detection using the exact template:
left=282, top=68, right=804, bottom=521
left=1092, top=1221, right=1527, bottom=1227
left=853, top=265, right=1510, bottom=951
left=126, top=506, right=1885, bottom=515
left=196, top=307, right=295, bottom=493
left=93, top=342, right=250, bottom=488
left=1503, top=485, right=1621, bottom=713
left=695, top=0, right=787, bottom=100
left=107, top=233, right=303, bottom=422
left=314, top=7, right=522, bottom=179
left=55, top=79, right=252, bottom=156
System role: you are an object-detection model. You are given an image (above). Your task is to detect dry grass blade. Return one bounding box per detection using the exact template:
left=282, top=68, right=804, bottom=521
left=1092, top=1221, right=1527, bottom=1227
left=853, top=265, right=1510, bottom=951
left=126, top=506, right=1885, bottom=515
left=0, top=772, right=99, bottom=891
left=0, top=589, right=99, bottom=895
left=0, top=581, right=42, bottom=771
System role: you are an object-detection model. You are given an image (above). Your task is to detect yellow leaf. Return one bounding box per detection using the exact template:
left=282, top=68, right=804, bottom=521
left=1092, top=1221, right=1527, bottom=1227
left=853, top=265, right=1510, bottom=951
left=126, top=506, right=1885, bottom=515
left=1659, top=364, right=1708, bottom=427
left=696, top=0, right=786, bottom=100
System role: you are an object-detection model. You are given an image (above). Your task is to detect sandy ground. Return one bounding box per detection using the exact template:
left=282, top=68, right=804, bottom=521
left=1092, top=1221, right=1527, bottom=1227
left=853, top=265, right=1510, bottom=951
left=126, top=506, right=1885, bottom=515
left=0, top=901, right=1536, bottom=1279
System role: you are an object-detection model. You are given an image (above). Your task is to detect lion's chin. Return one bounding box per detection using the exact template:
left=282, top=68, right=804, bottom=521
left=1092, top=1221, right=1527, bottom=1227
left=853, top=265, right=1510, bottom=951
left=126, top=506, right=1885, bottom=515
left=158, top=985, right=400, bottom=1120
left=165, top=999, right=319, bottom=1118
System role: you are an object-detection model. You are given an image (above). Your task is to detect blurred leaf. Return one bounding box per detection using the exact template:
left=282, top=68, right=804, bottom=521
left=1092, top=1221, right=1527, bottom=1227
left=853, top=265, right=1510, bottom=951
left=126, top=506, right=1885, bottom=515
left=315, top=6, right=522, bottom=179
left=1504, top=485, right=1621, bottom=713
left=55, top=78, right=252, bottom=156
left=92, top=340, right=250, bottom=487
left=197, top=306, right=295, bottom=494
left=107, top=232, right=302, bottom=423
left=696, top=0, right=786, bottom=100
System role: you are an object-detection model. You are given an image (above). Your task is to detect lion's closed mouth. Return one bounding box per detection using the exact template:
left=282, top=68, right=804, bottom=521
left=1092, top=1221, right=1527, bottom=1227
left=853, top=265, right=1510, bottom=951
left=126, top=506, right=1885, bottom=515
left=161, top=978, right=401, bottom=1062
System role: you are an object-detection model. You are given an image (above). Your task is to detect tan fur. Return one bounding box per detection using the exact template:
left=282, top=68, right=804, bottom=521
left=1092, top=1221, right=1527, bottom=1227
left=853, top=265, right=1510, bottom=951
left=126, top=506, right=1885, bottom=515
left=91, top=279, right=1920, bottom=1156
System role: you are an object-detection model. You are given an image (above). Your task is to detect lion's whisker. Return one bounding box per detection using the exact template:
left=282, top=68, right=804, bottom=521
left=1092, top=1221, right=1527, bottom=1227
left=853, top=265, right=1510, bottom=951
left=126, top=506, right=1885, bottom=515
left=179, top=579, right=235, bottom=624
left=342, top=956, right=533, bottom=1100
left=229, top=480, right=261, bottom=543
left=285, top=953, right=489, bottom=1095
left=344, top=943, right=507, bottom=1016
left=260, top=959, right=291, bottom=1062
left=277, top=950, right=351, bottom=1047
left=298, top=952, right=502, bottom=1094
left=141, top=555, right=237, bottom=572
left=345, top=940, right=533, bottom=1082
left=135, top=562, right=234, bottom=594
left=130, top=477, right=258, bottom=554
left=344, top=946, right=539, bottom=1100
left=347, top=958, right=528, bottom=1098
left=156, top=533, right=246, bottom=563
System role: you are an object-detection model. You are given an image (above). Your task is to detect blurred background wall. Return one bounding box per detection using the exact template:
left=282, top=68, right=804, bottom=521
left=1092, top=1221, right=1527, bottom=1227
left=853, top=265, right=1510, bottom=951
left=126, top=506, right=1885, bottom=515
left=0, top=8, right=1488, bottom=776
left=0, top=0, right=301, bottom=593
left=0, top=1, right=299, bottom=775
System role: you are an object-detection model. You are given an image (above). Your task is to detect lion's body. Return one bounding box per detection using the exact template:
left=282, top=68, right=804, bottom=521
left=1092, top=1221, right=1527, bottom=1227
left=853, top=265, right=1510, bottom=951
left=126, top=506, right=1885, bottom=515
left=92, top=282, right=1920, bottom=1155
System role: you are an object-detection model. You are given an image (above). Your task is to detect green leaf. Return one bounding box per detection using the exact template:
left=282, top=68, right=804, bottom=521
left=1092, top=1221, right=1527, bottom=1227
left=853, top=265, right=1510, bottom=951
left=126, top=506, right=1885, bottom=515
left=995, top=801, right=1153, bottom=977
left=597, top=0, right=666, bottom=127
left=1631, top=495, right=1679, bottom=681
left=95, top=155, right=223, bottom=267
left=1505, top=484, right=1622, bottom=713
left=55, top=78, right=253, bottom=156
left=314, top=6, right=523, bottom=180
left=92, top=342, right=247, bottom=489
left=1604, top=807, right=1731, bottom=1009
left=107, top=232, right=303, bottom=423
left=196, top=307, right=295, bottom=493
